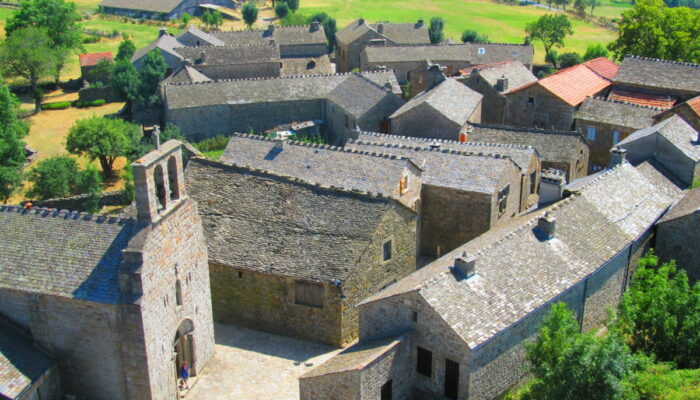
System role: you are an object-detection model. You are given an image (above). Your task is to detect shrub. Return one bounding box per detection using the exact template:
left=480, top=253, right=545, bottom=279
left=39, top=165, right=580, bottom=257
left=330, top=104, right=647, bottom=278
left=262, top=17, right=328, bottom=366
left=194, top=135, right=229, bottom=152
left=82, top=35, right=101, bottom=44
left=41, top=101, right=72, bottom=110
left=74, top=99, right=106, bottom=108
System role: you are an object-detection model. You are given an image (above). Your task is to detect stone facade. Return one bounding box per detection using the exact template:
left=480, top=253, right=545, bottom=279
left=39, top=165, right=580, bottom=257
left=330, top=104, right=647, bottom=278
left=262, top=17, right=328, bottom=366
left=505, top=84, right=580, bottom=130
left=655, top=188, right=700, bottom=282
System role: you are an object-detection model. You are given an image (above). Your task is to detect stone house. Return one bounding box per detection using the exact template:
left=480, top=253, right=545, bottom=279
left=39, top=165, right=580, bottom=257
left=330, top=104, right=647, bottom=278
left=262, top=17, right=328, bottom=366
left=656, top=187, right=700, bottom=282
left=345, top=132, right=535, bottom=258
left=213, top=22, right=328, bottom=58
left=504, top=57, right=619, bottom=130
left=458, top=61, right=537, bottom=124
left=101, top=0, right=233, bottom=19
left=0, top=141, right=215, bottom=400
left=574, top=97, right=660, bottom=172
left=162, top=64, right=213, bottom=85
left=617, top=114, right=700, bottom=186
left=300, top=160, right=681, bottom=400
left=466, top=123, right=590, bottom=181
left=172, top=44, right=281, bottom=80
left=78, top=52, right=113, bottom=80
left=609, top=55, right=700, bottom=109
left=390, top=69, right=483, bottom=140
left=163, top=70, right=403, bottom=144
left=186, top=135, right=423, bottom=346
left=654, top=95, right=700, bottom=133
left=335, top=18, right=431, bottom=73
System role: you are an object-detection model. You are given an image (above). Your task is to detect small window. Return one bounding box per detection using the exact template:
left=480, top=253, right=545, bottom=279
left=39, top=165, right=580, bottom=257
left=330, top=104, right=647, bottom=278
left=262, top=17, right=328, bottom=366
left=587, top=126, right=596, bottom=141
left=382, top=240, right=393, bottom=262
left=530, top=171, right=537, bottom=194
left=344, top=114, right=349, bottom=128
left=399, top=175, right=409, bottom=195
left=237, top=271, right=243, bottom=278
left=175, top=279, right=183, bottom=306
left=295, top=281, right=324, bottom=308
left=612, top=130, right=621, bottom=144
left=498, top=185, right=510, bottom=216
left=477, top=47, right=485, bottom=55
left=527, top=97, right=535, bottom=106
left=417, top=347, right=432, bottom=377
left=412, top=311, right=418, bottom=322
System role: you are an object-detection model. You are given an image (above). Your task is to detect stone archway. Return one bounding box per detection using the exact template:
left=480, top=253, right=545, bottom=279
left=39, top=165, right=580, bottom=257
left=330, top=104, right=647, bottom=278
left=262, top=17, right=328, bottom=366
left=173, top=318, right=197, bottom=384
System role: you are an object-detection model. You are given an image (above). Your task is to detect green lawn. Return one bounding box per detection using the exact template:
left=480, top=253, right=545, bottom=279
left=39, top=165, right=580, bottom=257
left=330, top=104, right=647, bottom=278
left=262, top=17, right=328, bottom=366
left=594, top=0, right=633, bottom=18
left=299, top=0, right=617, bottom=63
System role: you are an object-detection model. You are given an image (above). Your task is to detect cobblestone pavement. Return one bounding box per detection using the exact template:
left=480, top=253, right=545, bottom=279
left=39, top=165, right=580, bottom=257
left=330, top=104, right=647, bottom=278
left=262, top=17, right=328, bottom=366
left=185, top=323, right=343, bottom=400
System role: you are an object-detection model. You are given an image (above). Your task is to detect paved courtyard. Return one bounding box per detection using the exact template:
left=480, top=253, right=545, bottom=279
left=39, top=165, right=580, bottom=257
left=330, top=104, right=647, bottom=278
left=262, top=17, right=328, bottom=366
left=185, top=323, right=343, bottom=400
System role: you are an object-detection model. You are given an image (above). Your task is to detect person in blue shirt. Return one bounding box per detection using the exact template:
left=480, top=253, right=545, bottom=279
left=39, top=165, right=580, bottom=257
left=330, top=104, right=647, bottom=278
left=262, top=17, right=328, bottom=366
left=179, top=362, right=190, bottom=390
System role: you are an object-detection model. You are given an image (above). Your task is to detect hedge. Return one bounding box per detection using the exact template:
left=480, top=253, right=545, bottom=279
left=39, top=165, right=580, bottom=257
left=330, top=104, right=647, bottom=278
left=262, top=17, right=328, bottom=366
left=74, top=99, right=106, bottom=108
left=41, top=101, right=72, bottom=110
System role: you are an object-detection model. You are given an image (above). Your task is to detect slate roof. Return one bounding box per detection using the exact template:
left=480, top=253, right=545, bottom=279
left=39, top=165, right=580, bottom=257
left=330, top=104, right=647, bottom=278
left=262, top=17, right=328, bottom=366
left=390, top=78, right=483, bottom=125
left=609, top=88, right=676, bottom=109
left=575, top=97, right=660, bottom=130
left=363, top=44, right=471, bottom=63
left=220, top=133, right=412, bottom=197
left=351, top=131, right=538, bottom=172
left=281, top=55, right=333, bottom=76
left=0, top=322, right=53, bottom=400
left=176, top=26, right=225, bottom=46
left=164, top=70, right=400, bottom=110
left=131, top=34, right=184, bottom=63
left=467, top=123, right=587, bottom=164
left=211, top=25, right=326, bottom=47
left=185, top=158, right=400, bottom=282
left=658, top=187, right=700, bottom=223
left=462, top=60, right=537, bottom=94
left=618, top=115, right=700, bottom=162
left=528, top=62, right=613, bottom=106
left=468, top=43, right=534, bottom=67
left=361, top=162, right=678, bottom=348
left=101, top=0, right=180, bottom=13
left=162, top=64, right=213, bottom=84
left=327, top=74, right=401, bottom=118
left=614, top=56, right=700, bottom=93
left=336, top=19, right=430, bottom=45
left=79, top=52, right=113, bottom=67
left=174, top=44, right=280, bottom=65
left=582, top=57, right=619, bottom=80
left=0, top=206, right=136, bottom=304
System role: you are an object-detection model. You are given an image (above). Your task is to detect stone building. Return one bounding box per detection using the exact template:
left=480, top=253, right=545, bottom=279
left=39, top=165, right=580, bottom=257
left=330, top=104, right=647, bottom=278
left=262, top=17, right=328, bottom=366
left=186, top=134, right=423, bottom=346
left=389, top=67, right=482, bottom=140
left=654, top=95, right=700, bottom=132
left=300, top=160, right=681, bottom=400
left=458, top=61, right=537, bottom=124
left=213, top=22, right=328, bottom=58
left=163, top=70, right=403, bottom=144
left=656, top=187, right=700, bottom=282
left=617, top=114, right=700, bottom=186
left=574, top=97, right=660, bottom=172
left=466, top=123, right=590, bottom=181
left=345, top=132, right=536, bottom=258
left=101, top=0, right=233, bottom=20
left=0, top=141, right=215, bottom=399
left=504, top=57, right=618, bottom=130
left=335, top=18, right=431, bottom=73
left=172, top=44, right=282, bottom=80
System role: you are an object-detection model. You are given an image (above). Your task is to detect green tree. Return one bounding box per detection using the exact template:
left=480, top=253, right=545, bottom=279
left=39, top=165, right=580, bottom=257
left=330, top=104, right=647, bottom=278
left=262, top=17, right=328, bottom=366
left=212, top=10, right=224, bottom=28
left=558, top=52, right=583, bottom=68
left=587, top=0, right=602, bottom=16
left=242, top=2, right=259, bottom=29
left=0, top=27, right=59, bottom=112
left=26, top=155, right=79, bottom=199
left=0, top=83, right=29, bottom=202
left=525, top=14, right=574, bottom=64
left=322, top=16, right=337, bottom=52
left=202, top=9, right=213, bottom=29
left=584, top=43, right=609, bottom=60
left=84, top=58, right=113, bottom=85
left=428, top=17, right=445, bottom=44
left=181, top=12, right=191, bottom=26
left=574, top=0, right=587, bottom=14
left=461, top=30, right=489, bottom=43
left=275, top=2, right=289, bottom=19
left=111, top=59, right=140, bottom=113
left=6, top=0, right=82, bottom=83
left=545, top=49, right=559, bottom=67
left=287, top=0, right=299, bottom=13
left=619, top=250, right=700, bottom=368
left=555, top=0, right=572, bottom=10
left=136, top=50, right=168, bottom=107
left=66, top=116, right=142, bottom=179
left=77, top=165, right=102, bottom=213
left=116, top=39, right=136, bottom=61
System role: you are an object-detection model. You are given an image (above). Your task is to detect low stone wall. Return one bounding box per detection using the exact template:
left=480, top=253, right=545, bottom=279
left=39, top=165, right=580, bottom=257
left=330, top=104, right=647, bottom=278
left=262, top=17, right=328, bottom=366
left=31, top=190, right=130, bottom=212
left=78, top=86, right=115, bottom=103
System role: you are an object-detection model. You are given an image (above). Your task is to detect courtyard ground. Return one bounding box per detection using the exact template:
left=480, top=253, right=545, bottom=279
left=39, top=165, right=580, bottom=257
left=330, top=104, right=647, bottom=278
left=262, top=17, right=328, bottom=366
left=186, top=324, right=343, bottom=400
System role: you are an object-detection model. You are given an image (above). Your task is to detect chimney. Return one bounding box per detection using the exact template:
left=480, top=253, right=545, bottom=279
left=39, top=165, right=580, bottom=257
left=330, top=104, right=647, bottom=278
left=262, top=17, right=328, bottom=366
left=199, top=51, right=206, bottom=64
left=426, top=63, right=446, bottom=90
left=269, top=39, right=276, bottom=46
left=470, top=68, right=480, bottom=76
left=538, top=169, right=566, bottom=204
left=153, top=125, right=161, bottom=150
left=158, top=27, right=168, bottom=37
left=377, top=23, right=384, bottom=34
left=459, top=132, right=467, bottom=143
left=273, top=138, right=285, bottom=150
left=496, top=75, right=509, bottom=92
left=359, top=17, right=365, bottom=25
left=609, top=146, right=627, bottom=167
left=537, top=212, right=556, bottom=240
left=268, top=24, right=275, bottom=34
left=311, top=20, right=320, bottom=31
left=454, top=253, right=477, bottom=278
left=430, top=142, right=440, bottom=149
left=417, top=18, right=424, bottom=27
left=384, top=80, right=393, bottom=90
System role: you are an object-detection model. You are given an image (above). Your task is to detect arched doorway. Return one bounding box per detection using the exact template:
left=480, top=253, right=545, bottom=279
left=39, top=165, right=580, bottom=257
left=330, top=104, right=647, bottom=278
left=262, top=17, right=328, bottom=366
left=173, top=319, right=196, bottom=385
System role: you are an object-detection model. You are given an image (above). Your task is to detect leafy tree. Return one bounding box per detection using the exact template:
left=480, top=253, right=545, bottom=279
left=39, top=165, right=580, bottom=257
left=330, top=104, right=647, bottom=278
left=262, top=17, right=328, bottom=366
left=619, top=250, right=700, bottom=368
left=212, top=10, right=224, bottom=28
left=574, top=0, right=587, bottom=14
left=111, top=59, right=140, bottom=113
left=0, top=27, right=59, bottom=112
left=461, top=30, right=489, bottom=43
left=242, top=1, right=259, bottom=29
left=584, top=43, right=609, bottom=60
left=558, top=52, right=583, bottom=68
left=77, top=165, right=102, bottom=213
left=116, top=39, right=136, bottom=61
left=84, top=58, right=113, bottom=85
left=587, top=0, right=602, bottom=16
left=428, top=17, right=445, bottom=44
left=181, top=12, right=191, bottom=26
left=160, top=123, right=184, bottom=142
left=202, top=9, right=213, bottom=29
left=66, top=116, right=142, bottom=179
left=525, top=14, right=574, bottom=64
left=136, top=50, right=168, bottom=107
left=545, top=49, right=559, bottom=67
left=309, top=12, right=337, bottom=52
left=287, top=0, right=299, bottom=13
left=608, top=0, right=700, bottom=63
left=0, top=84, right=28, bottom=202
left=275, top=2, right=289, bottom=19
left=555, top=0, right=572, bottom=10
left=26, top=156, right=79, bottom=199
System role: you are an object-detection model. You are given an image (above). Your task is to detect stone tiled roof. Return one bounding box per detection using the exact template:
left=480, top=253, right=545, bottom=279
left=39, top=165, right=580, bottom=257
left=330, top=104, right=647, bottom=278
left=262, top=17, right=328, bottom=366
left=390, top=78, right=483, bottom=125
left=211, top=24, right=326, bottom=47
left=101, top=0, right=180, bottom=13
left=658, top=187, right=700, bottom=224
left=131, top=34, right=184, bottom=63
left=0, top=206, right=136, bottom=303
left=363, top=44, right=471, bottom=63
left=176, top=26, right=225, bottom=46
left=174, top=44, right=280, bottom=65
left=220, top=134, right=413, bottom=197
left=361, top=162, right=678, bottom=348
left=163, top=65, right=213, bottom=84
left=575, top=97, right=660, bottom=130
left=614, top=55, right=700, bottom=93
left=468, top=43, right=534, bottom=67
left=336, top=19, right=430, bottom=45
left=351, top=131, right=538, bottom=171
left=164, top=70, right=400, bottom=110
left=281, top=55, right=333, bottom=76
left=327, top=74, right=402, bottom=119
left=185, top=158, right=399, bottom=282
left=464, top=60, right=537, bottom=94
left=345, top=137, right=518, bottom=193
left=468, top=124, right=587, bottom=164
left=0, top=322, right=53, bottom=399
left=618, top=115, right=700, bottom=162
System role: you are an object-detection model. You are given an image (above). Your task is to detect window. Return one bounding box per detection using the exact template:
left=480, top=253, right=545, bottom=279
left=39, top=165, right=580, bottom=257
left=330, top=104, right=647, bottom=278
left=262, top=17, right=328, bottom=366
left=527, top=96, right=534, bottom=106
left=382, top=239, right=393, bottom=262
left=530, top=171, right=537, bottom=194
left=175, top=279, right=183, bottom=306
left=168, top=156, right=180, bottom=201
left=612, top=130, right=621, bottom=144
left=399, top=175, right=409, bottom=195
left=587, top=126, right=596, bottom=141
left=295, top=281, right=324, bottom=308
left=416, top=347, right=432, bottom=377
left=154, top=165, right=166, bottom=212
left=344, top=114, right=349, bottom=128
left=477, top=47, right=485, bottom=55
left=237, top=271, right=243, bottom=278
left=498, top=185, right=510, bottom=216
left=412, top=311, right=418, bottom=322
left=381, top=380, right=393, bottom=400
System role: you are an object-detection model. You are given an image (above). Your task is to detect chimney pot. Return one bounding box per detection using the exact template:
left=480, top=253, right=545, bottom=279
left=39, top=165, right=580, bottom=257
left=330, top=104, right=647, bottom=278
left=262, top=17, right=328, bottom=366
left=158, top=27, right=168, bottom=37
left=311, top=20, right=320, bottom=31
left=430, top=142, right=441, bottom=149
left=454, top=253, right=476, bottom=278
left=268, top=24, right=275, bottom=34
left=274, top=138, right=285, bottom=150
left=496, top=75, right=509, bottom=92
left=609, top=146, right=627, bottom=167
left=426, top=63, right=446, bottom=90
left=377, top=23, right=384, bottom=34
left=359, top=17, right=365, bottom=25
left=384, top=80, right=393, bottom=89
left=417, top=18, right=424, bottom=27
left=537, top=212, right=556, bottom=240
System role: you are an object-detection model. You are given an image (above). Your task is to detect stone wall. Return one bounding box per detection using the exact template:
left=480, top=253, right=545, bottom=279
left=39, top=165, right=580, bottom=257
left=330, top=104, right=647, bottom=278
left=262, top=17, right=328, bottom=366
left=460, top=76, right=505, bottom=124
left=573, top=118, right=636, bottom=172
left=78, top=86, right=116, bottom=103
left=300, top=367, right=361, bottom=400
left=281, top=43, right=328, bottom=58
left=490, top=162, right=526, bottom=228
left=31, top=190, right=129, bottom=212
left=194, top=61, right=281, bottom=80
left=391, top=104, right=462, bottom=141
left=657, top=214, right=700, bottom=282
left=359, top=336, right=414, bottom=400
left=505, top=85, right=577, bottom=131
left=338, top=30, right=384, bottom=72
left=21, top=362, right=62, bottom=400
left=619, top=132, right=697, bottom=186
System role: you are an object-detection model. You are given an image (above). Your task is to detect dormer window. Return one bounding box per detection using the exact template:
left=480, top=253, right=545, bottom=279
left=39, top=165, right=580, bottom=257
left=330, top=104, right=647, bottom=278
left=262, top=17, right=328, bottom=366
left=399, top=175, right=409, bottom=195
left=498, top=185, right=510, bottom=216
left=478, top=47, right=485, bottom=55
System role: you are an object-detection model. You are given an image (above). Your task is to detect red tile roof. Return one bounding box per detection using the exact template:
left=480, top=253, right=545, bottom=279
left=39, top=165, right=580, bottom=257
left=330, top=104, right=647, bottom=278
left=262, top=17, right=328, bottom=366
left=459, top=60, right=513, bottom=75
left=79, top=52, right=113, bottom=67
left=582, top=57, right=619, bottom=80
left=609, top=89, right=677, bottom=109
left=687, top=95, right=700, bottom=116
left=535, top=63, right=612, bottom=106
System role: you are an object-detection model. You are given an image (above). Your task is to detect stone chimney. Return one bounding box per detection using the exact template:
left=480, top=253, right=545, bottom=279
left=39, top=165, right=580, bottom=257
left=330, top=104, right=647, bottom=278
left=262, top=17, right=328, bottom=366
left=539, top=169, right=566, bottom=204
left=359, top=17, right=365, bottom=25
left=609, top=146, right=627, bottom=167
left=377, top=23, right=384, bottom=34
left=430, top=142, right=440, bottom=149
left=426, top=63, right=446, bottom=90
left=198, top=51, right=206, bottom=64
left=268, top=24, right=275, bottom=34
left=273, top=138, right=285, bottom=151
left=311, top=20, right=320, bottom=31
left=384, top=80, right=393, bottom=90
left=158, top=27, right=168, bottom=37
left=454, top=253, right=476, bottom=278
left=153, top=125, right=160, bottom=150
left=496, top=75, right=509, bottom=92
left=537, top=212, right=556, bottom=240
left=417, top=18, right=424, bottom=27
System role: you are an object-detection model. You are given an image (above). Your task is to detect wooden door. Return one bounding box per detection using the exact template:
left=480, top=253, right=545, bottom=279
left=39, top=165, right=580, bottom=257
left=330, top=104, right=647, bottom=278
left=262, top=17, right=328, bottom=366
left=444, top=358, right=459, bottom=399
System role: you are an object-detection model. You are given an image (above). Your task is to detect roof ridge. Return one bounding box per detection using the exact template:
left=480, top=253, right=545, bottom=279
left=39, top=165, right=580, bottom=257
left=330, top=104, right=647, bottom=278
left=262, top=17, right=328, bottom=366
left=471, top=123, right=583, bottom=138
left=569, top=162, right=630, bottom=192
left=174, top=43, right=278, bottom=49
left=626, top=55, right=700, bottom=68
left=163, top=70, right=390, bottom=87
left=350, top=139, right=519, bottom=161
left=215, top=24, right=316, bottom=33
left=588, top=95, right=665, bottom=111
left=0, top=205, right=135, bottom=225
left=355, top=130, right=534, bottom=149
